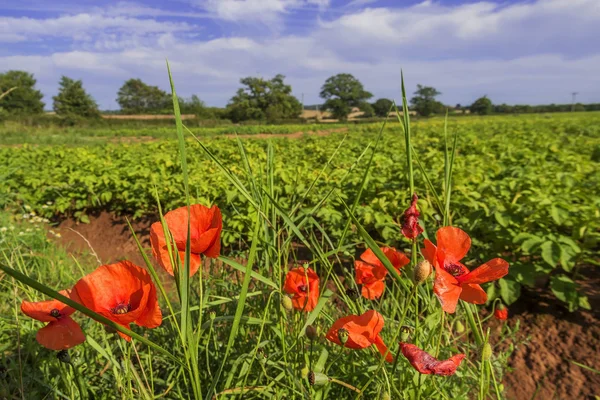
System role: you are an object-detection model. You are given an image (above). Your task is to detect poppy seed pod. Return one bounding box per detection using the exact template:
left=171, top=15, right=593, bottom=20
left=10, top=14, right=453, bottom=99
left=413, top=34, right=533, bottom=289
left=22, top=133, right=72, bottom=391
left=282, top=296, right=293, bottom=311
left=57, top=350, right=71, bottom=364
left=482, top=343, right=493, bottom=361
left=413, top=260, right=432, bottom=284
left=301, top=365, right=309, bottom=379
left=308, top=371, right=329, bottom=387
left=400, top=325, right=412, bottom=342
left=305, top=325, right=318, bottom=341
left=337, top=328, right=349, bottom=345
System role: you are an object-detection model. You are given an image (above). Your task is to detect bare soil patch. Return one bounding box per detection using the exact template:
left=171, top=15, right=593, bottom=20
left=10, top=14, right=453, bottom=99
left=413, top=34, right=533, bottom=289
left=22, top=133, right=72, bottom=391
left=52, top=213, right=600, bottom=399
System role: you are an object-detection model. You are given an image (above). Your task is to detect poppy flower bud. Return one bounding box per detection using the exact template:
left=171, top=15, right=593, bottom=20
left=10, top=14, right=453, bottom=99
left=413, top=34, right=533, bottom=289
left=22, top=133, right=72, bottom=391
left=282, top=296, right=293, bottom=311
left=257, top=348, right=267, bottom=366
left=455, top=321, right=465, bottom=334
left=482, top=343, right=492, bottom=361
left=400, top=193, right=424, bottom=240
left=381, top=392, right=391, bottom=400
left=400, top=325, right=412, bottom=342
left=209, top=311, right=216, bottom=321
left=413, top=260, right=432, bottom=284
left=308, top=371, right=329, bottom=387
left=305, top=325, right=318, bottom=341
left=337, top=328, right=349, bottom=345
left=494, top=304, right=508, bottom=321
left=57, top=350, right=71, bottom=364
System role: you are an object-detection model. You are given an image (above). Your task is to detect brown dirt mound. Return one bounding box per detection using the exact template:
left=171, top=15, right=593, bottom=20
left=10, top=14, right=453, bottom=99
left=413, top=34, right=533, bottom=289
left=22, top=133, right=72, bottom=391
left=502, top=266, right=600, bottom=400
left=53, top=213, right=600, bottom=399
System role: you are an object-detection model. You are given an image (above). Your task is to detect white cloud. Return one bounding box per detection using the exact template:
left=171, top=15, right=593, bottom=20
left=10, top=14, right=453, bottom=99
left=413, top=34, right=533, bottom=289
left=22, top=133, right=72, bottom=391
left=0, top=0, right=599, bottom=109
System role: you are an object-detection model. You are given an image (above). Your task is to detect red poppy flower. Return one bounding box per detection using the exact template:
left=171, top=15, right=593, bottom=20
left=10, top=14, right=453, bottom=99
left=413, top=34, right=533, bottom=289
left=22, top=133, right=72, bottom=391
left=21, top=290, right=85, bottom=350
left=494, top=305, right=508, bottom=321
left=401, top=193, right=424, bottom=240
left=399, top=342, right=465, bottom=376
left=422, top=226, right=509, bottom=313
left=150, top=204, right=222, bottom=277
left=326, top=310, right=393, bottom=363
left=355, top=247, right=410, bottom=299
left=283, top=267, right=319, bottom=312
left=73, top=261, right=162, bottom=341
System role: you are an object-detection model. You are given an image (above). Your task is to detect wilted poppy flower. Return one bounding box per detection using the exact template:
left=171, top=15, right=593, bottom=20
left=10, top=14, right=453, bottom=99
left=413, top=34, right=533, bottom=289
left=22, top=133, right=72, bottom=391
left=326, top=310, right=393, bottom=362
left=283, top=267, right=319, bottom=312
left=355, top=247, right=410, bottom=299
left=399, top=342, right=465, bottom=376
left=494, top=304, right=508, bottom=321
left=401, top=194, right=424, bottom=240
left=73, top=261, right=162, bottom=341
left=150, top=204, right=222, bottom=277
left=422, top=226, right=509, bottom=313
left=21, top=290, right=85, bottom=350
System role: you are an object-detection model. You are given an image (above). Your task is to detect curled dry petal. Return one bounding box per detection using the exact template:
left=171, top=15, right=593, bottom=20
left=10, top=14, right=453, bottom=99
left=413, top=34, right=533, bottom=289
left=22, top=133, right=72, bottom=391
left=399, top=342, right=465, bottom=376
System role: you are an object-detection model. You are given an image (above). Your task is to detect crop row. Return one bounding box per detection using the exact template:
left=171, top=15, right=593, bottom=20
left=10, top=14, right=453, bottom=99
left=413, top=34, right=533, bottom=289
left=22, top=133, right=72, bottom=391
left=1, top=113, right=599, bottom=310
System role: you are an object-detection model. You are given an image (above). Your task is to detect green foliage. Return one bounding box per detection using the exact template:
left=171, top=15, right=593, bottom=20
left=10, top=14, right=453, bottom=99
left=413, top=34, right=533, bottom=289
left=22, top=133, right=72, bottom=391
left=359, top=101, right=375, bottom=118
left=0, top=70, right=44, bottom=115
left=470, top=96, right=493, bottom=115
left=320, top=73, right=372, bottom=120
left=410, top=84, right=444, bottom=117
left=53, top=76, right=100, bottom=118
left=116, top=78, right=170, bottom=114
left=372, top=98, right=393, bottom=117
left=226, top=74, right=302, bottom=122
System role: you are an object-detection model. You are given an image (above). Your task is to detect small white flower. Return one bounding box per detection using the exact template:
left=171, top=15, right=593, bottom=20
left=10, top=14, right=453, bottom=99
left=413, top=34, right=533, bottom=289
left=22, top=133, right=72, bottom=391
left=46, top=202, right=52, bottom=205
left=24, top=205, right=31, bottom=210
left=0, top=227, right=7, bottom=233
left=26, top=228, right=32, bottom=232
left=18, top=231, right=24, bottom=236
left=22, top=214, right=29, bottom=219
left=55, top=233, right=62, bottom=238
left=42, top=205, right=48, bottom=209
left=9, top=226, right=15, bottom=230
left=43, top=218, right=50, bottom=223
left=49, top=229, right=55, bottom=234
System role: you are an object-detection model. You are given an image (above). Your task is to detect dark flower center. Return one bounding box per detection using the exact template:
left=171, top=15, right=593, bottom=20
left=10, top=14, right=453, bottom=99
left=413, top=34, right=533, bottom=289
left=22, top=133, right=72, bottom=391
left=298, top=284, right=308, bottom=293
left=444, top=263, right=466, bottom=277
left=112, top=303, right=131, bottom=315
left=50, top=308, right=61, bottom=318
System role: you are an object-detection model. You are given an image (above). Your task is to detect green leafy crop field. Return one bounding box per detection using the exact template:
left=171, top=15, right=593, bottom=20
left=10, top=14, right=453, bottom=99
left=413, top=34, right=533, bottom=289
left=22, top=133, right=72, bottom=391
left=2, top=113, right=599, bottom=311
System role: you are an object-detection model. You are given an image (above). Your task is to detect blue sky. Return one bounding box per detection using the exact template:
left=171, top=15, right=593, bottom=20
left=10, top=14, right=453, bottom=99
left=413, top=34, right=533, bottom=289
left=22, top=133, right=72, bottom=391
left=1, top=0, right=599, bottom=110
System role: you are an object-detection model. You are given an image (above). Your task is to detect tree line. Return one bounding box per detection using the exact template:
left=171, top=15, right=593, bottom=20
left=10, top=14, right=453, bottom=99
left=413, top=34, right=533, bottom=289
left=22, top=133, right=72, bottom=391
left=0, top=70, right=598, bottom=123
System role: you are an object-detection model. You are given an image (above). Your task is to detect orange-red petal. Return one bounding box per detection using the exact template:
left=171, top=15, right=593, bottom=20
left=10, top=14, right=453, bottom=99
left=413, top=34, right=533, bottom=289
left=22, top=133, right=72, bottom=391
left=433, top=265, right=462, bottom=313
left=21, top=290, right=77, bottom=322
left=422, top=239, right=437, bottom=266
left=283, top=267, right=319, bottom=312
left=325, top=310, right=385, bottom=350
left=459, top=283, right=487, bottom=304
left=361, top=280, right=386, bottom=300
left=150, top=221, right=202, bottom=277
left=436, top=227, right=471, bottom=263
left=374, top=334, right=394, bottom=363
left=36, top=317, right=85, bottom=350
left=458, top=258, right=509, bottom=285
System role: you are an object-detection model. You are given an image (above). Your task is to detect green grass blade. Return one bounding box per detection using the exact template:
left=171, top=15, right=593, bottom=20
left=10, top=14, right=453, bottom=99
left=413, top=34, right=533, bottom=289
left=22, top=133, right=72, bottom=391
left=218, top=256, right=278, bottom=289
left=297, top=289, right=333, bottom=339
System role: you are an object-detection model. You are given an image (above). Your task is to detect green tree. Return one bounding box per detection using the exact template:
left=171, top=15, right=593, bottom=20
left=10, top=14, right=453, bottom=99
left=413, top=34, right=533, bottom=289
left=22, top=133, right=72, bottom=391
left=52, top=76, right=100, bottom=118
left=226, top=74, right=302, bottom=122
left=0, top=70, right=44, bottom=115
left=116, top=79, right=170, bottom=114
left=320, top=74, right=372, bottom=121
left=372, top=98, right=393, bottom=117
left=359, top=102, right=375, bottom=118
left=470, top=96, right=493, bottom=115
left=410, top=84, right=443, bottom=117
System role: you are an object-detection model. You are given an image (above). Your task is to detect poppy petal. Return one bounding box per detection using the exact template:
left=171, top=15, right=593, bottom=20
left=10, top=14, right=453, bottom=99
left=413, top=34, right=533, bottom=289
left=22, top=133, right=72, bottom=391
left=283, top=267, right=319, bottom=312
left=373, top=334, right=394, bottom=363
left=399, top=343, right=465, bottom=376
left=359, top=248, right=382, bottom=268
left=36, top=317, right=85, bottom=350
left=326, top=310, right=385, bottom=350
left=135, top=283, right=162, bottom=329
left=422, top=239, right=437, bottom=266
left=383, top=247, right=410, bottom=274
left=436, top=226, right=471, bottom=263
left=458, top=258, right=509, bottom=285
left=361, top=279, right=385, bottom=300
left=459, top=283, right=487, bottom=304
left=433, top=266, right=462, bottom=313
left=21, top=290, right=76, bottom=322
